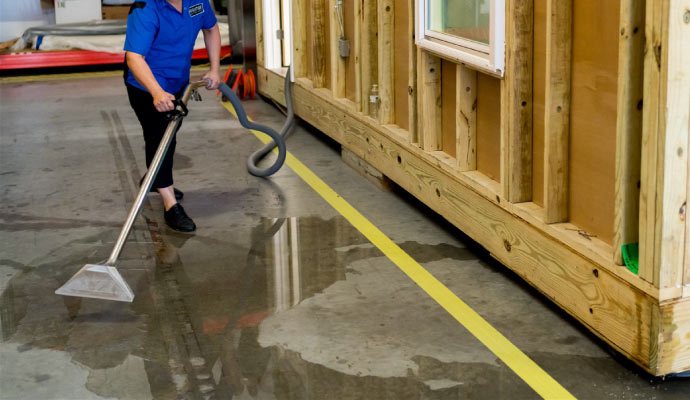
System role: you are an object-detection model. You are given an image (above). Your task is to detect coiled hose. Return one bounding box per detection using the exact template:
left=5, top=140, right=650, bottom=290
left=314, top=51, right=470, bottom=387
left=216, top=66, right=294, bottom=177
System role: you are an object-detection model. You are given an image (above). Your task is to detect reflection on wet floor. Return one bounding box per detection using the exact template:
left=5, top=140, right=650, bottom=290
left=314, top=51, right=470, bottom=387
left=2, top=215, right=502, bottom=399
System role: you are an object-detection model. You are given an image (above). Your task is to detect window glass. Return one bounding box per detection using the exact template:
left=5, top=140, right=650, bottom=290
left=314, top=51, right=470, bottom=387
left=427, top=0, right=491, bottom=45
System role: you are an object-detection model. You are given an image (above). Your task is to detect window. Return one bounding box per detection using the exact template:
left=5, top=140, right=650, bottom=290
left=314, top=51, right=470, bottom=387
left=416, top=0, right=505, bottom=76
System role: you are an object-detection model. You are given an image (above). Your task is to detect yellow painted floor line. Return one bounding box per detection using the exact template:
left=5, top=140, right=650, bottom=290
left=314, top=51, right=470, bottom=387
left=221, top=99, right=575, bottom=400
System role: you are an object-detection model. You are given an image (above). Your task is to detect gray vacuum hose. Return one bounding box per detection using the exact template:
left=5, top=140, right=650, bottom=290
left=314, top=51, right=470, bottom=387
left=216, top=66, right=294, bottom=177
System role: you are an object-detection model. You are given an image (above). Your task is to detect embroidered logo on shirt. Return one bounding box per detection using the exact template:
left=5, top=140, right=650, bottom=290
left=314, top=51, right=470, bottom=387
left=189, top=3, right=204, bottom=17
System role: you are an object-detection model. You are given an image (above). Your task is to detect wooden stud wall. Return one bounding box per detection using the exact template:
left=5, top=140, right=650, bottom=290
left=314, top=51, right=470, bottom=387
left=258, top=0, right=690, bottom=375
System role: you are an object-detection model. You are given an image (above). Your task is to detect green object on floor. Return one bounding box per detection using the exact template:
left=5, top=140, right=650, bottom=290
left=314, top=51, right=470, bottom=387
left=622, top=243, right=639, bottom=275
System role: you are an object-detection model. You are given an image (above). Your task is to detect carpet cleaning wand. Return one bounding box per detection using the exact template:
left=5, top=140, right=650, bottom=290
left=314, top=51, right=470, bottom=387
left=56, top=69, right=294, bottom=302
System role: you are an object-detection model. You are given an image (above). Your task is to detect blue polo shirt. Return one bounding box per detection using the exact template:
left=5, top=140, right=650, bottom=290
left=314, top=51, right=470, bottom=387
left=124, top=0, right=217, bottom=94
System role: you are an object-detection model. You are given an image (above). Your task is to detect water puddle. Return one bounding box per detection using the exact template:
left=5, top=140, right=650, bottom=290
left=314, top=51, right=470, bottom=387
left=0, top=215, right=516, bottom=399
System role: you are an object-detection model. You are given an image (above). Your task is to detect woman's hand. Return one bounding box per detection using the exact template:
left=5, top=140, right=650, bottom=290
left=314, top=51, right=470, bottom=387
left=152, top=90, right=176, bottom=112
left=202, top=69, right=221, bottom=90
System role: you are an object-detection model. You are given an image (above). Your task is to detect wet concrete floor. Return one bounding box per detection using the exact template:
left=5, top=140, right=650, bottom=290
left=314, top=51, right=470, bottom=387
left=1, top=74, right=690, bottom=399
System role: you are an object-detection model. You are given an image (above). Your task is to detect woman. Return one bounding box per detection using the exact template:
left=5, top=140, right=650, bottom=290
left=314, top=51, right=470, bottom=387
left=124, top=0, right=221, bottom=232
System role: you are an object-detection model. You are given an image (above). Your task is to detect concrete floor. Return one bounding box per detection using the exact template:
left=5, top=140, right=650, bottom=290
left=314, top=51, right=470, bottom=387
left=1, top=74, right=689, bottom=400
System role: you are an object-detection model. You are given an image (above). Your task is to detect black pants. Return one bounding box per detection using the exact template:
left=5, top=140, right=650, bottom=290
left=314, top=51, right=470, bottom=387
left=126, top=83, right=186, bottom=189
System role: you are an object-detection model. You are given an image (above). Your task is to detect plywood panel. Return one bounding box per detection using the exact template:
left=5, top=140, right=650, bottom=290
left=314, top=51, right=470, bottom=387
left=476, top=73, right=501, bottom=182
left=344, top=0, right=357, bottom=101
left=394, top=0, right=409, bottom=130
left=532, top=0, right=546, bottom=207
left=569, top=0, right=619, bottom=244
left=441, top=60, right=457, bottom=158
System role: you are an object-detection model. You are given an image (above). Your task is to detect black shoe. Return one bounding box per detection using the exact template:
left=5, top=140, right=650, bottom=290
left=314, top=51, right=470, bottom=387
left=164, top=204, right=196, bottom=232
left=140, top=177, right=184, bottom=200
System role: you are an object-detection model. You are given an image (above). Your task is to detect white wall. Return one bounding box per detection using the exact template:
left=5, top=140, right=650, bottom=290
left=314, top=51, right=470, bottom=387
left=0, top=0, right=55, bottom=42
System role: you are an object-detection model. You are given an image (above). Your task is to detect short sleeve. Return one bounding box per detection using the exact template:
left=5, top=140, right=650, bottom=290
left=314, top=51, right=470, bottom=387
left=201, top=0, right=218, bottom=29
left=124, top=1, right=159, bottom=56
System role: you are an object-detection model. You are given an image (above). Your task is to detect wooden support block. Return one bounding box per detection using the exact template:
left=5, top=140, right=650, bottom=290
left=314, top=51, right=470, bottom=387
left=407, top=0, right=417, bottom=144
left=342, top=147, right=394, bottom=191
left=353, top=0, right=362, bottom=111
left=310, top=0, right=327, bottom=88
left=377, top=0, right=395, bottom=124
left=419, top=51, right=441, bottom=151
left=456, top=64, right=477, bottom=172
left=255, top=0, right=264, bottom=67
left=613, top=0, right=645, bottom=265
left=543, top=0, right=572, bottom=223
left=360, top=0, right=378, bottom=116
left=329, top=0, right=346, bottom=98
left=500, top=0, right=533, bottom=203
left=292, top=0, right=308, bottom=78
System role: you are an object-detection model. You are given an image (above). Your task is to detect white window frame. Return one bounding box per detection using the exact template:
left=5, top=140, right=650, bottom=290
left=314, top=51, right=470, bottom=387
left=415, top=0, right=505, bottom=76
left=262, top=0, right=293, bottom=77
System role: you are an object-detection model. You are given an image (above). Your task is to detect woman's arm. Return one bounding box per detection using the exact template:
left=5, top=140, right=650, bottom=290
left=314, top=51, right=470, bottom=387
left=126, top=52, right=176, bottom=112
left=201, top=23, right=221, bottom=89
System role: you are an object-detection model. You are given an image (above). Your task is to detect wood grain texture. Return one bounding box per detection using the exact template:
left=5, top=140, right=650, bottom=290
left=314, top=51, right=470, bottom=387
left=532, top=0, right=546, bottom=207
left=360, top=0, right=378, bottom=116
left=569, top=0, right=619, bottom=245
left=657, top=298, right=690, bottom=375
left=393, top=0, right=409, bottom=130
left=255, top=0, right=264, bottom=66
left=501, top=0, right=534, bottom=203
left=657, top=0, right=689, bottom=293
left=377, top=0, right=395, bottom=124
left=420, top=51, right=442, bottom=151
left=639, top=0, right=665, bottom=284
left=344, top=0, right=357, bottom=101
left=310, top=0, right=327, bottom=87
left=407, top=0, right=417, bottom=143
left=292, top=0, right=308, bottom=77
left=456, top=64, right=477, bottom=171
left=613, top=0, right=645, bottom=265
left=353, top=0, right=362, bottom=109
left=329, top=0, right=346, bottom=97
left=441, top=60, right=457, bottom=158
left=476, top=74, right=501, bottom=182
left=543, top=0, right=572, bottom=223
left=257, top=67, right=658, bottom=373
